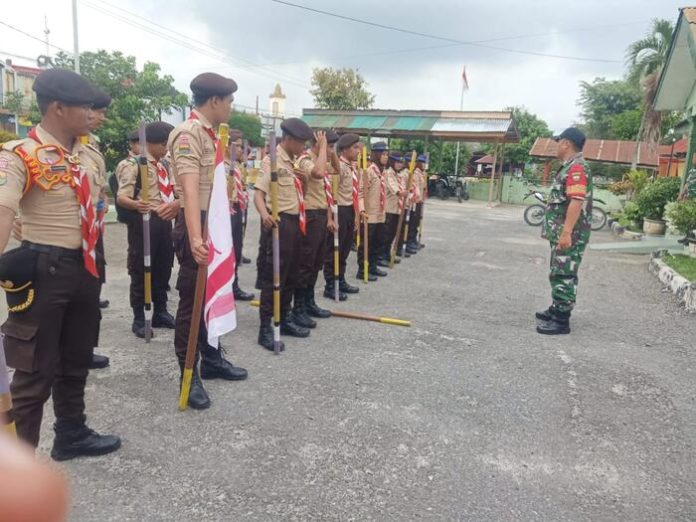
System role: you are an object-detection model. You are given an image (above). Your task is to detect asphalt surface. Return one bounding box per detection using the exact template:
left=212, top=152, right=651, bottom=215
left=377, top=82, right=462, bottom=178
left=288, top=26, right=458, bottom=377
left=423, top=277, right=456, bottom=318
left=22, top=199, right=696, bottom=521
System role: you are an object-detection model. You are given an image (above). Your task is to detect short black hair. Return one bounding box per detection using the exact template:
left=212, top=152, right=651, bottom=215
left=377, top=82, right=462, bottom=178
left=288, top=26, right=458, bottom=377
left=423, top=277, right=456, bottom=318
left=193, top=93, right=213, bottom=107
left=36, top=94, right=51, bottom=115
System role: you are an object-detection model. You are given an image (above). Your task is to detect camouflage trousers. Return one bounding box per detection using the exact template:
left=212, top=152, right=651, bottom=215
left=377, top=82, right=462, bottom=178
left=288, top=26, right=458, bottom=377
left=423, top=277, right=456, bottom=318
left=548, top=231, right=589, bottom=313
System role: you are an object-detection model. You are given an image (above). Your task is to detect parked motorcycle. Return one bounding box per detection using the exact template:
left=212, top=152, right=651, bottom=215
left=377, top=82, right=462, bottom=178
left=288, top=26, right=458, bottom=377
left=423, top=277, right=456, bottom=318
left=430, top=173, right=469, bottom=203
left=523, top=191, right=607, bottom=231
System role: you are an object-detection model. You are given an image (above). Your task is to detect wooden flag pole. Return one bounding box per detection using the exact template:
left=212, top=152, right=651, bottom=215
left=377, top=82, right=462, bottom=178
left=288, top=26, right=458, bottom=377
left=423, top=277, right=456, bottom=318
left=331, top=161, right=340, bottom=302
left=248, top=300, right=410, bottom=327
left=269, top=133, right=282, bottom=355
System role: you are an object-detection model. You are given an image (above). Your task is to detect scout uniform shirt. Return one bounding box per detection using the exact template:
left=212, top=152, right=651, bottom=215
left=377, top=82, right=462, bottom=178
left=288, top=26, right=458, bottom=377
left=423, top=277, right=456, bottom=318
left=116, top=153, right=176, bottom=205
left=336, top=156, right=357, bottom=209
left=384, top=167, right=403, bottom=215
left=167, top=109, right=216, bottom=211
left=296, top=150, right=330, bottom=211
left=412, top=167, right=424, bottom=204
left=0, top=125, right=104, bottom=250
left=257, top=144, right=300, bottom=215
left=359, top=163, right=386, bottom=224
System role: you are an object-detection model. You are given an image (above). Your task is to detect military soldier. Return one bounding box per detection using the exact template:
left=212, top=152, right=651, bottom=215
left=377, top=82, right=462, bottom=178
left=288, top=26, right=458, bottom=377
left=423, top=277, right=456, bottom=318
left=381, top=152, right=405, bottom=265
left=227, top=129, right=254, bottom=302
left=255, top=118, right=316, bottom=350
left=323, top=133, right=362, bottom=300
left=536, top=127, right=592, bottom=335
left=0, top=69, right=121, bottom=458
left=357, top=142, right=388, bottom=280
left=292, top=129, right=338, bottom=328
left=680, top=168, right=696, bottom=201
left=405, top=154, right=426, bottom=255
left=117, top=122, right=178, bottom=338
left=168, top=73, right=248, bottom=410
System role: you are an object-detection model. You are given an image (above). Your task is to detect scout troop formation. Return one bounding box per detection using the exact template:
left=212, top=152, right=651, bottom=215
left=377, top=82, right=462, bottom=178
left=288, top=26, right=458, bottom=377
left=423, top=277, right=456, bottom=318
left=0, top=69, right=429, bottom=457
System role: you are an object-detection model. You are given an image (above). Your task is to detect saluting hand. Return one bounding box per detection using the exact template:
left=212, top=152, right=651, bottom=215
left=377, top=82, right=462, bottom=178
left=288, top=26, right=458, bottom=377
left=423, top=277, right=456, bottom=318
left=314, top=131, right=327, bottom=148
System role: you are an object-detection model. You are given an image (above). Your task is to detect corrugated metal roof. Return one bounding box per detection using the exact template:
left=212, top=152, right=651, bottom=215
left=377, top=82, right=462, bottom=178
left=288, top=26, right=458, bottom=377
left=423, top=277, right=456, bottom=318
left=529, top=137, right=660, bottom=168
left=302, top=109, right=519, bottom=142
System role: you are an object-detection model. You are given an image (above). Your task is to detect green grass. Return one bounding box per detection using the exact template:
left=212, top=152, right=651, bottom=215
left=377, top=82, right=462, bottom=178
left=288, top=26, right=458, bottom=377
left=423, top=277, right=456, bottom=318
left=662, top=253, right=696, bottom=282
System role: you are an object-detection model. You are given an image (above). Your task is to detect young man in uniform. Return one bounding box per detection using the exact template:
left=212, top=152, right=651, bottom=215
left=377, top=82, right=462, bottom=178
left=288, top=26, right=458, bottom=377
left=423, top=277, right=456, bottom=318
left=357, top=142, right=388, bottom=280
left=254, top=117, right=315, bottom=350
left=292, top=129, right=337, bottom=329
left=406, top=154, right=426, bottom=255
left=227, top=129, right=254, bottom=302
left=117, top=122, right=179, bottom=338
left=168, top=73, right=248, bottom=410
left=0, top=69, right=121, bottom=459
left=381, top=152, right=405, bottom=265
left=536, top=127, right=593, bottom=335
left=323, top=133, right=362, bottom=300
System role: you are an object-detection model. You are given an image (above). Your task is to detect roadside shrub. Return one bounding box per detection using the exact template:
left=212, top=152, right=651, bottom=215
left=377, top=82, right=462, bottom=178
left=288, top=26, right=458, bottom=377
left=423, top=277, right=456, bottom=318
left=666, top=200, right=696, bottom=236
left=635, top=177, right=681, bottom=221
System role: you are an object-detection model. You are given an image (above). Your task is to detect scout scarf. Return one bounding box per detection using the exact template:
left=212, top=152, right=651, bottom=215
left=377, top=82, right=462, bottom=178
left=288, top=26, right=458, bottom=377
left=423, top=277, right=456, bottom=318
left=152, top=160, right=174, bottom=203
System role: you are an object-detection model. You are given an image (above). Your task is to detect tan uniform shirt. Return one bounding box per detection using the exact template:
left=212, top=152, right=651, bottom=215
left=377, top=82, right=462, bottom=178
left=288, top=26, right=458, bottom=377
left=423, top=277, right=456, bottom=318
left=117, top=153, right=174, bottom=204
left=384, top=167, right=403, bottom=215
left=296, top=149, right=329, bottom=211
left=167, top=109, right=215, bottom=211
left=0, top=125, right=105, bottom=249
left=336, top=157, right=356, bottom=207
left=359, top=163, right=386, bottom=224
left=411, top=168, right=423, bottom=203
left=256, top=144, right=300, bottom=215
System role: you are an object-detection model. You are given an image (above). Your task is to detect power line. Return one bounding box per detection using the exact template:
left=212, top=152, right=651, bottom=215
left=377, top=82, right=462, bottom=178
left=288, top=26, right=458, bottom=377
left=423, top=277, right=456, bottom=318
left=0, top=20, right=70, bottom=54
left=270, top=0, right=625, bottom=64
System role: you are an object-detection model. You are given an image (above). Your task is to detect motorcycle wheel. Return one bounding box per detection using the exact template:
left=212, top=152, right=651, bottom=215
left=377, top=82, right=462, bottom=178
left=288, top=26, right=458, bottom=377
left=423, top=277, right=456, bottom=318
left=524, top=204, right=545, bottom=226
left=456, top=185, right=462, bottom=203
left=591, top=207, right=607, bottom=231
left=436, top=182, right=447, bottom=200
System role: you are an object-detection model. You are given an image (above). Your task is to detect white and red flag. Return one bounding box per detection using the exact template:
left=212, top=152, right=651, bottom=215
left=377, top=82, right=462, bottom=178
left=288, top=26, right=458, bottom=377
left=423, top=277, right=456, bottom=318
left=462, top=66, right=469, bottom=91
left=204, top=140, right=237, bottom=347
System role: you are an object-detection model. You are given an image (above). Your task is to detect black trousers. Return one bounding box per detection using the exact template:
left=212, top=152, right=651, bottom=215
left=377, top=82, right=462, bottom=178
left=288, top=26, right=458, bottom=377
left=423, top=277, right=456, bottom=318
left=127, top=213, right=174, bottom=314
left=298, top=209, right=328, bottom=289
left=323, top=205, right=354, bottom=283
left=3, top=245, right=100, bottom=447
left=383, top=212, right=400, bottom=259
left=357, top=221, right=384, bottom=271
left=407, top=203, right=423, bottom=245
left=256, top=213, right=302, bottom=322
left=231, top=203, right=246, bottom=291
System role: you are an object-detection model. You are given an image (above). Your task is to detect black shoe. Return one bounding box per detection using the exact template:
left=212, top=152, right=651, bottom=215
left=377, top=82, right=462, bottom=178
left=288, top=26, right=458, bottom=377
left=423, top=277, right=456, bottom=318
left=258, top=323, right=285, bottom=352
left=376, top=259, right=390, bottom=268
left=242, top=256, right=251, bottom=264
left=323, top=283, right=347, bottom=301
left=51, top=421, right=121, bottom=461
left=535, top=308, right=553, bottom=321
left=357, top=270, right=378, bottom=282
left=369, top=266, right=388, bottom=277
left=281, top=316, right=311, bottom=338
left=419, top=243, right=425, bottom=250
left=179, top=362, right=211, bottom=410
left=131, top=320, right=154, bottom=339
left=406, top=246, right=418, bottom=255
left=392, top=256, right=401, bottom=264
left=234, top=287, right=255, bottom=301
left=292, top=288, right=317, bottom=329
left=89, top=353, right=110, bottom=369
left=536, top=310, right=571, bottom=335
left=200, top=346, right=248, bottom=381
left=152, top=310, right=175, bottom=329
left=339, top=277, right=360, bottom=294
left=99, top=299, right=110, bottom=309
left=306, top=287, right=331, bottom=318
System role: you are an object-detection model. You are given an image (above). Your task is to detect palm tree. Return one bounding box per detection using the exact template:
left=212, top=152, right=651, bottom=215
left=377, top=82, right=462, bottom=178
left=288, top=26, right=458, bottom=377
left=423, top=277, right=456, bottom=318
left=627, top=18, right=674, bottom=168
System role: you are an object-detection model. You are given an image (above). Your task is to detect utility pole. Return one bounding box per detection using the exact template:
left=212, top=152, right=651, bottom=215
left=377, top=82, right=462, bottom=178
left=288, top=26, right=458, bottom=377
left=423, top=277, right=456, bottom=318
left=43, top=16, right=50, bottom=58
left=72, top=0, right=80, bottom=73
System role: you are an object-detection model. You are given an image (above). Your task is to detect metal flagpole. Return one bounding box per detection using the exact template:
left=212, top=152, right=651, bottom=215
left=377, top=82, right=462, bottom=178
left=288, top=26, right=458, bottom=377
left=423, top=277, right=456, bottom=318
left=453, top=81, right=465, bottom=177
left=72, top=0, right=80, bottom=73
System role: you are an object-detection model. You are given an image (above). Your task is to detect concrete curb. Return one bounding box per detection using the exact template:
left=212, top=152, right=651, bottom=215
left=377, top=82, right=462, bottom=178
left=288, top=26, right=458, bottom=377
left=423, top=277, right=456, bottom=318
left=607, top=217, right=644, bottom=241
left=648, top=250, right=696, bottom=313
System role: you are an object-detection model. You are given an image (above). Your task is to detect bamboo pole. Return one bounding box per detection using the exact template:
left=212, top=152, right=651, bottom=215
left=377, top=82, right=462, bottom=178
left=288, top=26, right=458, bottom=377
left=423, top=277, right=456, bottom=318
left=361, top=145, right=369, bottom=283
left=331, top=161, right=340, bottom=301
left=249, top=300, right=410, bottom=327
left=138, top=121, right=153, bottom=342
left=269, top=133, right=282, bottom=355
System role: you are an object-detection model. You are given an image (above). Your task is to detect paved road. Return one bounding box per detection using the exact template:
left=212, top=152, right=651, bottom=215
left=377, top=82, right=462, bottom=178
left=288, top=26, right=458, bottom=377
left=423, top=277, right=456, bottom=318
left=28, top=199, right=696, bottom=521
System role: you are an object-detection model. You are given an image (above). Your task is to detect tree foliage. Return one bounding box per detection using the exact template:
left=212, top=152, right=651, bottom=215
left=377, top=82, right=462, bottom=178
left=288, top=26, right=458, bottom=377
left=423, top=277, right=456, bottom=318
left=310, top=67, right=375, bottom=110
left=492, top=106, right=551, bottom=167
left=578, top=78, right=642, bottom=139
left=228, top=111, right=264, bottom=147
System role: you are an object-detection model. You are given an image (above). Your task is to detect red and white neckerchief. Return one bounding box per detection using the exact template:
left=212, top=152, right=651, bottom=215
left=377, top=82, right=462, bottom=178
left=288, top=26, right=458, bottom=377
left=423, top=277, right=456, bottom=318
left=26, top=128, right=99, bottom=278
left=342, top=157, right=359, bottom=215
left=151, top=160, right=174, bottom=203
left=293, top=173, right=307, bottom=235
left=232, top=166, right=247, bottom=211
left=370, top=163, right=386, bottom=213
left=323, top=174, right=334, bottom=207
left=189, top=111, right=217, bottom=142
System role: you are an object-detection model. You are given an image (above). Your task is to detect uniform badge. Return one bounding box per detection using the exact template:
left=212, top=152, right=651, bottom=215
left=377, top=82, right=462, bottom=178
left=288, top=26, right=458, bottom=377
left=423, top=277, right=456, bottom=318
left=177, top=135, right=191, bottom=155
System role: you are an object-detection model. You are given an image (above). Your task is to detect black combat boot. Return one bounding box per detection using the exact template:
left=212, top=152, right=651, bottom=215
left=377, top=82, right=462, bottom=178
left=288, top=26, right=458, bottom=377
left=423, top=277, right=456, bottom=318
left=152, top=304, right=175, bottom=329
left=535, top=307, right=553, bottom=322
left=323, top=279, right=347, bottom=301
left=339, top=276, right=360, bottom=294
left=99, top=299, right=110, bottom=309
left=536, top=309, right=571, bottom=335
left=131, top=307, right=154, bottom=339
left=376, top=257, right=390, bottom=268
left=356, top=269, right=378, bottom=282
left=406, top=242, right=418, bottom=255
left=306, top=286, right=331, bottom=318
left=258, top=320, right=285, bottom=352
left=178, top=360, right=210, bottom=410
left=51, top=416, right=121, bottom=461
left=281, top=312, right=311, bottom=338
left=369, top=265, right=388, bottom=277
left=233, top=283, right=255, bottom=301
left=291, top=288, right=317, bottom=329
left=89, top=353, right=110, bottom=369
left=200, top=344, right=248, bottom=381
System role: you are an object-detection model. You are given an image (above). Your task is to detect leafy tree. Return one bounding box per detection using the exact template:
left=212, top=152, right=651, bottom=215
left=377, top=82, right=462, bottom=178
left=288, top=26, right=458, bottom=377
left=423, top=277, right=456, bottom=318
left=0, top=91, right=25, bottom=115
left=228, top=111, right=264, bottom=146
left=578, top=78, right=641, bottom=139
left=608, top=109, right=642, bottom=141
left=490, top=106, right=551, bottom=168
left=310, top=67, right=375, bottom=110
left=384, top=138, right=472, bottom=176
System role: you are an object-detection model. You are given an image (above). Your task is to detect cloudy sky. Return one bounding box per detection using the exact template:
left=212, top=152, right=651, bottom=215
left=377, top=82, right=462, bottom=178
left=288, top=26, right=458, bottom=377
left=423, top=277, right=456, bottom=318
left=0, top=0, right=687, bottom=131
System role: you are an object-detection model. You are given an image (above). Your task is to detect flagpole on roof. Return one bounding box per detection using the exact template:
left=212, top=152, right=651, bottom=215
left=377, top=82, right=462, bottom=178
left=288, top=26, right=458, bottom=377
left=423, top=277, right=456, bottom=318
left=72, top=0, right=80, bottom=73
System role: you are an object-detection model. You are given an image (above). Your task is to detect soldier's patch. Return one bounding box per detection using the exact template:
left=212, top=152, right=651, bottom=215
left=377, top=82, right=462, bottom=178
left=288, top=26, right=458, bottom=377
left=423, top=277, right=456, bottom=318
left=176, top=135, right=191, bottom=155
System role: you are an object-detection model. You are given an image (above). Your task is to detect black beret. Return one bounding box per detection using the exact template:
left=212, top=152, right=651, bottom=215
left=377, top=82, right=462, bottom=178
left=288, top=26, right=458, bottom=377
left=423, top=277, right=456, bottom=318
left=128, top=130, right=140, bottom=141
left=33, top=68, right=98, bottom=105
left=553, top=127, right=586, bottom=150
left=190, top=72, right=238, bottom=97
left=325, top=129, right=339, bottom=144
left=280, top=117, right=314, bottom=141
left=145, top=121, right=175, bottom=143
left=92, top=90, right=112, bottom=110
left=337, top=133, right=360, bottom=150
left=389, top=152, right=403, bottom=161
left=0, top=247, right=39, bottom=313
left=371, top=141, right=388, bottom=152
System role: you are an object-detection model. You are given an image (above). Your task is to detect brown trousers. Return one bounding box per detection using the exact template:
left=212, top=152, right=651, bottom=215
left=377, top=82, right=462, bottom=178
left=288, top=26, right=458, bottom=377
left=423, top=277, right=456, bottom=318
left=256, top=213, right=301, bottom=322
left=3, top=245, right=100, bottom=447
left=323, top=205, right=355, bottom=283
left=297, top=209, right=328, bottom=289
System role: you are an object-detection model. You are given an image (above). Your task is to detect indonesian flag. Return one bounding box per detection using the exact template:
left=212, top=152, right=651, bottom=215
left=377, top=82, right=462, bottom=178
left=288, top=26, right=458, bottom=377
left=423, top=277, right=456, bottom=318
left=462, top=66, right=469, bottom=90
left=204, top=140, right=237, bottom=347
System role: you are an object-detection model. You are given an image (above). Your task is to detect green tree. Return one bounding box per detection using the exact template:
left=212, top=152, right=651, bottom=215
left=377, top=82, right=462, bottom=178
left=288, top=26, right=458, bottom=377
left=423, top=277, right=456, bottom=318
left=578, top=78, right=641, bottom=139
left=228, top=111, right=264, bottom=146
left=310, top=67, right=375, bottom=110
left=1, top=91, right=25, bottom=115
left=608, top=108, right=642, bottom=140
left=491, top=106, right=551, bottom=168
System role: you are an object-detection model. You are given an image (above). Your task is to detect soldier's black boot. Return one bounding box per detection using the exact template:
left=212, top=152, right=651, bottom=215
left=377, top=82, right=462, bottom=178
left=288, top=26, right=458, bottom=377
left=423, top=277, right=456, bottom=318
left=178, top=360, right=210, bottom=410
left=281, top=312, right=311, bottom=338
left=233, top=282, right=255, bottom=301
left=200, top=344, right=248, bottom=381
left=535, top=307, right=553, bottom=322
left=51, top=416, right=121, bottom=461
left=356, top=269, right=378, bottom=282
left=258, top=320, right=285, bottom=352
left=369, top=264, right=388, bottom=277
left=89, top=353, right=110, bottom=369
left=406, top=242, right=418, bottom=255
left=152, top=304, right=175, bottom=329
left=376, top=257, right=390, bottom=268
left=131, top=308, right=154, bottom=339
left=339, top=276, right=360, bottom=294
left=536, top=310, right=571, bottom=335
left=291, top=288, right=317, bottom=329
left=306, top=286, right=331, bottom=318
left=323, top=279, right=347, bottom=301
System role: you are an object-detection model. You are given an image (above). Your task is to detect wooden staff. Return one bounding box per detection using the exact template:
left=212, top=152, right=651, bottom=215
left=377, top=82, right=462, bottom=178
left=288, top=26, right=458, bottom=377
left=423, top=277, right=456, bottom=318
left=138, top=122, right=153, bottom=342
left=331, top=161, right=340, bottom=301
left=417, top=152, right=429, bottom=248
left=269, top=132, right=282, bottom=355
left=178, top=124, right=228, bottom=410
left=361, top=145, right=369, bottom=283
left=390, top=151, right=416, bottom=266
left=249, top=300, right=410, bottom=327
left=241, top=139, right=249, bottom=239
left=0, top=336, right=16, bottom=436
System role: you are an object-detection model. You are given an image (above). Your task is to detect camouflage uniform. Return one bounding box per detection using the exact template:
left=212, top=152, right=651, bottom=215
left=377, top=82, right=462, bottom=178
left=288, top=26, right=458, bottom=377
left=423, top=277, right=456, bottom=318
left=543, top=153, right=592, bottom=313
left=683, top=168, right=696, bottom=200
